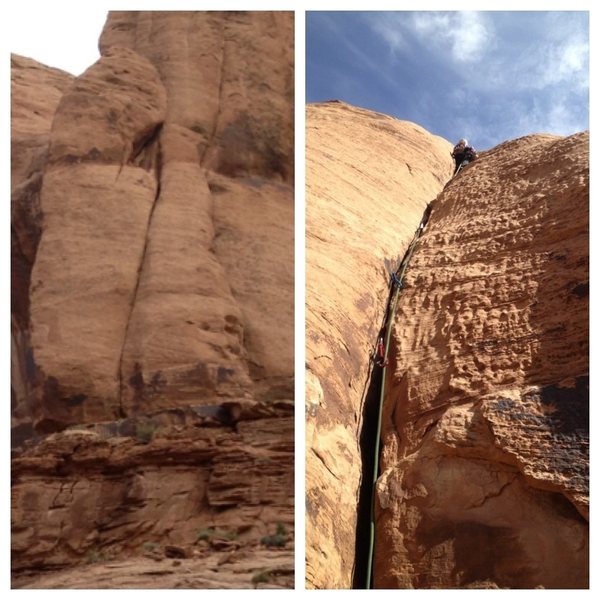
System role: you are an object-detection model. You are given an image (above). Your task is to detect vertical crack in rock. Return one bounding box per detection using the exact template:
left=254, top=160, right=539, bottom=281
left=117, top=133, right=163, bottom=416
left=352, top=200, right=433, bottom=589
left=200, top=19, right=227, bottom=168
left=195, top=17, right=250, bottom=382
left=25, top=46, right=168, bottom=427
left=352, top=361, right=383, bottom=589
left=305, top=101, right=453, bottom=589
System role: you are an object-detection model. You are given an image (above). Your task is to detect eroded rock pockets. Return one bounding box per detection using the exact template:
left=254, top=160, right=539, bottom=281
left=370, top=131, right=589, bottom=589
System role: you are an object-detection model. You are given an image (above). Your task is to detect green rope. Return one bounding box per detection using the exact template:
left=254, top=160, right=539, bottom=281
left=365, top=225, right=424, bottom=589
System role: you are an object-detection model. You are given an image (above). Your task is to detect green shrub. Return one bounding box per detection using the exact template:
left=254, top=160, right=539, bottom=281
left=142, top=542, right=158, bottom=553
left=260, top=534, right=286, bottom=547
left=260, top=522, right=288, bottom=548
left=196, top=527, right=215, bottom=541
left=86, top=550, right=113, bottom=564
left=135, top=422, right=157, bottom=444
left=251, top=569, right=271, bottom=587
left=195, top=526, right=238, bottom=542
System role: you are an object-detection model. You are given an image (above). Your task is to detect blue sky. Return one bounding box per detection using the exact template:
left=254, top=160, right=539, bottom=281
left=306, top=11, right=589, bottom=150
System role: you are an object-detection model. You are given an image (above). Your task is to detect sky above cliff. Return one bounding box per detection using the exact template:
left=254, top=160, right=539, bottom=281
left=306, top=10, right=589, bottom=150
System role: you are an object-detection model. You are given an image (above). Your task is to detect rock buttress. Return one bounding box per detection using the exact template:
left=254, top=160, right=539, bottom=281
left=22, top=11, right=294, bottom=429
left=375, top=132, right=589, bottom=588
left=305, top=101, right=453, bottom=589
left=11, top=55, right=74, bottom=444
left=28, top=47, right=167, bottom=428
left=99, top=11, right=294, bottom=414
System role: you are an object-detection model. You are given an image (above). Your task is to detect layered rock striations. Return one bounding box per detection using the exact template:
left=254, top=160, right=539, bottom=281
left=305, top=101, right=588, bottom=589
left=12, top=402, right=294, bottom=588
left=12, top=10, right=293, bottom=588
left=305, top=101, right=453, bottom=589
left=376, top=132, right=589, bottom=589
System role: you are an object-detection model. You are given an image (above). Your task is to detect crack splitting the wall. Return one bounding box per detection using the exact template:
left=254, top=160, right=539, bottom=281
left=200, top=18, right=227, bottom=168
left=352, top=199, right=435, bottom=589
left=311, top=448, right=340, bottom=481
left=201, top=19, right=256, bottom=390
left=116, top=136, right=163, bottom=418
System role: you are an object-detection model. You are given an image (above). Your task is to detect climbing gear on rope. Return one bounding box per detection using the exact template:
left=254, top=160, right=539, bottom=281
left=390, top=272, right=403, bottom=288
left=375, top=337, right=388, bottom=368
left=364, top=201, right=433, bottom=589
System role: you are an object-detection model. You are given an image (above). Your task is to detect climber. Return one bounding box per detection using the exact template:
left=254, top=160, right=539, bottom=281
left=375, top=336, right=388, bottom=368
left=451, top=138, right=478, bottom=175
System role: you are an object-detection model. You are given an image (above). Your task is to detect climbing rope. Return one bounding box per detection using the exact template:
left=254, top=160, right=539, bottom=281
left=364, top=203, right=433, bottom=589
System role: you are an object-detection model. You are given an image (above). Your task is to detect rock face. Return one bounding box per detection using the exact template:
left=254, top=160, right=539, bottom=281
left=12, top=10, right=293, bottom=587
left=305, top=101, right=588, bottom=589
left=98, top=11, right=294, bottom=415
left=376, top=132, right=589, bottom=589
left=12, top=401, right=294, bottom=584
left=305, top=101, right=452, bottom=589
left=11, top=55, right=74, bottom=441
left=29, top=46, right=167, bottom=426
left=14, top=551, right=294, bottom=589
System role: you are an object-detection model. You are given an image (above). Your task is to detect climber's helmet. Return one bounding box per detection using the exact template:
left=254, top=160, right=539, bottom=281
left=458, top=138, right=468, bottom=146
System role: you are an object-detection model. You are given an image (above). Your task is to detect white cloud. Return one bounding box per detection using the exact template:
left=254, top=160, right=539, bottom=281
left=411, top=11, right=492, bottom=63
left=451, top=12, right=490, bottom=59
left=544, top=101, right=587, bottom=136
left=455, top=28, right=588, bottom=99
left=412, top=12, right=450, bottom=36
left=559, top=39, right=588, bottom=73
left=363, top=11, right=492, bottom=64
left=504, top=35, right=589, bottom=95
left=514, top=92, right=587, bottom=138
left=308, top=11, right=589, bottom=149
left=364, top=13, right=407, bottom=57
left=550, top=38, right=589, bottom=89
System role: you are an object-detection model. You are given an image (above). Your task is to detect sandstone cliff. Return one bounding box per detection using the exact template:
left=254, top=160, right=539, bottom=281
left=305, top=101, right=588, bottom=589
left=11, top=55, right=74, bottom=440
left=11, top=11, right=293, bottom=589
left=305, top=101, right=453, bottom=588
left=376, top=131, right=588, bottom=589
